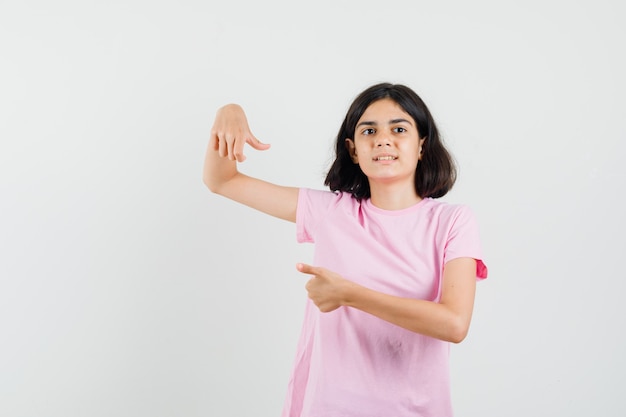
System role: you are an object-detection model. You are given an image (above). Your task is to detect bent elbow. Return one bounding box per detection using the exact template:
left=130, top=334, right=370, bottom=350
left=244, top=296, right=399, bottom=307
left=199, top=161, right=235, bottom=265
left=447, top=320, right=470, bottom=344
left=203, top=175, right=224, bottom=195
left=203, top=176, right=217, bottom=193
left=449, top=331, right=467, bottom=344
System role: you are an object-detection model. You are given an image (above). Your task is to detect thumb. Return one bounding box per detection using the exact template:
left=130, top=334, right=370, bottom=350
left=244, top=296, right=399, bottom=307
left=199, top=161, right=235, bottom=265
left=247, top=135, right=271, bottom=151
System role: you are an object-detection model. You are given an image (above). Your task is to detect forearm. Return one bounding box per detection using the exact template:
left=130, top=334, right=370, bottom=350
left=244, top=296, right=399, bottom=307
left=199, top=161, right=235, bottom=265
left=299, top=259, right=477, bottom=342
left=202, top=134, right=238, bottom=194
left=343, top=283, right=471, bottom=343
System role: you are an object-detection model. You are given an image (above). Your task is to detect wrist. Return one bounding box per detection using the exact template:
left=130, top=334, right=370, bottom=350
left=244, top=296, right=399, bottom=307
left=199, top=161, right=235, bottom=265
left=340, top=279, right=361, bottom=308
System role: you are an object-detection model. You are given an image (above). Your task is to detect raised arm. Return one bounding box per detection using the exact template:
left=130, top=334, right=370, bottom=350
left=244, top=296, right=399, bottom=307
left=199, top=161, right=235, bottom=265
left=203, top=104, right=299, bottom=222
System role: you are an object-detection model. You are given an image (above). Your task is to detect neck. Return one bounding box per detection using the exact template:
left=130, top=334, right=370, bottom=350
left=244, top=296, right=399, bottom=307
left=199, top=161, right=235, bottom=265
left=368, top=181, right=422, bottom=210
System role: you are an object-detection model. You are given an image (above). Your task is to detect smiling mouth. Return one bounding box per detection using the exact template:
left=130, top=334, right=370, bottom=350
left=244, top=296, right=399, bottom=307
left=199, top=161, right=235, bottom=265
left=373, top=156, right=398, bottom=161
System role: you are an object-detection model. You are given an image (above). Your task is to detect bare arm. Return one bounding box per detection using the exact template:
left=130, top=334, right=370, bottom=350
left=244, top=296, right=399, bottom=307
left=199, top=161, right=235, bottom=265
left=203, top=104, right=299, bottom=222
left=296, top=257, right=477, bottom=343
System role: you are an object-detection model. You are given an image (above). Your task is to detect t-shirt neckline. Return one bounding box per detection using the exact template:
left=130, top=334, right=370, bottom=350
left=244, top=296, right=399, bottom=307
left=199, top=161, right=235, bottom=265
left=363, top=197, right=431, bottom=216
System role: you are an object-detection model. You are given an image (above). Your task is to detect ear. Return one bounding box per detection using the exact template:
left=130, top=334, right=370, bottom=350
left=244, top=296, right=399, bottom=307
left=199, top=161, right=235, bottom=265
left=345, top=138, right=359, bottom=164
left=418, top=137, right=426, bottom=160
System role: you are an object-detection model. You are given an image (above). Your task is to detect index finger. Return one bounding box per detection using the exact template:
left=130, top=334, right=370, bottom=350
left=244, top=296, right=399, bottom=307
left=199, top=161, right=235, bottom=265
left=296, top=263, right=319, bottom=275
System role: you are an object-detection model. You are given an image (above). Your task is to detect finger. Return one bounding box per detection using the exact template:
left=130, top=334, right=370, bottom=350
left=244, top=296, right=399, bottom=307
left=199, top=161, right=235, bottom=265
left=217, top=133, right=228, bottom=158
left=296, top=263, right=319, bottom=275
left=226, top=135, right=236, bottom=161
left=247, top=135, right=271, bottom=151
left=233, top=135, right=247, bottom=163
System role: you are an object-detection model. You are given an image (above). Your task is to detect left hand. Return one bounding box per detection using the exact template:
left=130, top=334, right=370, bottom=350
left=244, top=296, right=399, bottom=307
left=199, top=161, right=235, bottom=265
left=296, top=263, right=352, bottom=313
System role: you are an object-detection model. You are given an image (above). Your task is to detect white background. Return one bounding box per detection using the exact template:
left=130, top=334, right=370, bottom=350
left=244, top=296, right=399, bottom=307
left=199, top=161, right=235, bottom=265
left=1, top=1, right=625, bottom=416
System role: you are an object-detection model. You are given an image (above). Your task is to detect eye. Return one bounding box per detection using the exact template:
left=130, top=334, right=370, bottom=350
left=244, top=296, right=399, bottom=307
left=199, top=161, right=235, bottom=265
left=394, top=127, right=407, bottom=133
left=362, top=128, right=375, bottom=135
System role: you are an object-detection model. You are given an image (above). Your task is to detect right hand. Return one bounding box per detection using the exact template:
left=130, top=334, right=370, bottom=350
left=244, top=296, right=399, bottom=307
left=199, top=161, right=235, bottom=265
left=210, top=104, right=270, bottom=162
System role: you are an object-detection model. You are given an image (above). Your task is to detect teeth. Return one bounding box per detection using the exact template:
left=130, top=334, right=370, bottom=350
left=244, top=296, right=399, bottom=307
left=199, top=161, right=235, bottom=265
left=375, top=156, right=396, bottom=161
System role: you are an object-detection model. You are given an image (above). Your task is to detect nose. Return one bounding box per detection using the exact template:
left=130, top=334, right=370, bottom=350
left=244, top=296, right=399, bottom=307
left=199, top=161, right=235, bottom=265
left=375, top=134, right=391, bottom=147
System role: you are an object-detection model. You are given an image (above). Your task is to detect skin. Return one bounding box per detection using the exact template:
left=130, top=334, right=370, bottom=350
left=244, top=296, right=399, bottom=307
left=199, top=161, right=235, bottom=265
left=204, top=100, right=477, bottom=343
left=345, top=98, right=425, bottom=210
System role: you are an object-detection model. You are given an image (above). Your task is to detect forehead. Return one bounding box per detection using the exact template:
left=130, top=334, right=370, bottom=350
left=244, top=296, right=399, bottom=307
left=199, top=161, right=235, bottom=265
left=359, top=98, right=412, bottom=123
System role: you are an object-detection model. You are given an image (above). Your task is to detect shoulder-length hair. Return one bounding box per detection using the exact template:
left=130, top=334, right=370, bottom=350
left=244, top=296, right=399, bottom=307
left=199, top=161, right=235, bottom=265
left=324, top=83, right=456, bottom=199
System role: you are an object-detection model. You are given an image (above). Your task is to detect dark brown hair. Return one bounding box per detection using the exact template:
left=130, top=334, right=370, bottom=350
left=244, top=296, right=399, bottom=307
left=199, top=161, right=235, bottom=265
left=324, top=82, right=456, bottom=199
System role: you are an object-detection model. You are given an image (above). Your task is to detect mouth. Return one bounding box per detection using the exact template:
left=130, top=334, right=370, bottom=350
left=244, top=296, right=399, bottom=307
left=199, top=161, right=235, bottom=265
left=373, top=155, right=398, bottom=161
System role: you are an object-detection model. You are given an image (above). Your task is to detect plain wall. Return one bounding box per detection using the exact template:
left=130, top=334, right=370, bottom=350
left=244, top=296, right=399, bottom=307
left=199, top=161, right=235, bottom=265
left=1, top=1, right=625, bottom=416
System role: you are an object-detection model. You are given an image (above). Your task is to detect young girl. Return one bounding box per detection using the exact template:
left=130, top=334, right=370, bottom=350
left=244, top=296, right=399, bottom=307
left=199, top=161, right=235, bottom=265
left=203, top=83, right=488, bottom=417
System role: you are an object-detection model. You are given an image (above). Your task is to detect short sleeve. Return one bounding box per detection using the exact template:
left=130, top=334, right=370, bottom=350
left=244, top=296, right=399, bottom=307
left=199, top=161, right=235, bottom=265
left=444, top=205, right=488, bottom=280
left=296, top=188, right=314, bottom=243
left=296, top=188, right=339, bottom=244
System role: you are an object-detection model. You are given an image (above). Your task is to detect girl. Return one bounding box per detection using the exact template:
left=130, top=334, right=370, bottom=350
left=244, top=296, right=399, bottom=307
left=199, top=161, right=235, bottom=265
left=203, top=83, right=488, bottom=417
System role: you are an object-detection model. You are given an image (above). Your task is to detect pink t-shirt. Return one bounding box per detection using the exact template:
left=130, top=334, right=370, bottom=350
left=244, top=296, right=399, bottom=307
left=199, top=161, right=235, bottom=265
left=281, top=188, right=487, bottom=417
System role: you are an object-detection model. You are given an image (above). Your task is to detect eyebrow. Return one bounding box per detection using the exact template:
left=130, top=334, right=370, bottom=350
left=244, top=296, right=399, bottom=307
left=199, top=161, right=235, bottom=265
left=356, top=118, right=414, bottom=128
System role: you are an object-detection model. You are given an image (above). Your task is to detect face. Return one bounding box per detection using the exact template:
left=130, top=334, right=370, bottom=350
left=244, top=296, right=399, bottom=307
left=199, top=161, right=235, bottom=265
left=345, top=98, right=425, bottom=188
